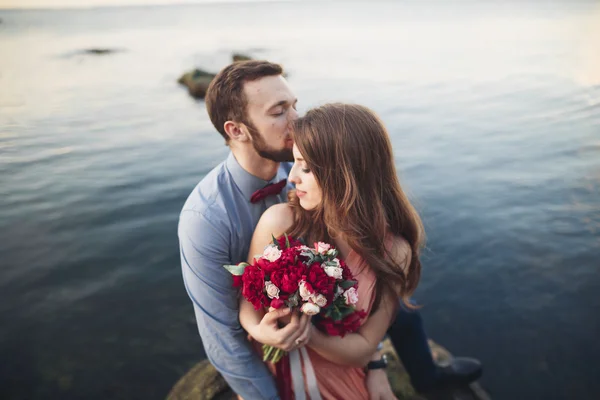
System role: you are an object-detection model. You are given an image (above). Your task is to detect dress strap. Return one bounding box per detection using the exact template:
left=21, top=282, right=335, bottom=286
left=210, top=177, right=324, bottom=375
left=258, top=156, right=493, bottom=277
left=290, top=348, right=322, bottom=400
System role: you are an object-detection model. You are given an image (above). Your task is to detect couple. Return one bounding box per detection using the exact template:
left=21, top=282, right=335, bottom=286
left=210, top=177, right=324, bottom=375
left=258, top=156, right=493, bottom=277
left=178, top=60, right=482, bottom=399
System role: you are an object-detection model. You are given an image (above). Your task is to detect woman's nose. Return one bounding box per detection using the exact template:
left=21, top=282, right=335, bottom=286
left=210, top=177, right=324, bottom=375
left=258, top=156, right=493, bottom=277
left=288, top=168, right=300, bottom=185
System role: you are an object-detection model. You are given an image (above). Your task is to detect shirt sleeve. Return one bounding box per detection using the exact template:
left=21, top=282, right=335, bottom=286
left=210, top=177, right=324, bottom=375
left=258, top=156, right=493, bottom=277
left=178, top=209, right=280, bottom=400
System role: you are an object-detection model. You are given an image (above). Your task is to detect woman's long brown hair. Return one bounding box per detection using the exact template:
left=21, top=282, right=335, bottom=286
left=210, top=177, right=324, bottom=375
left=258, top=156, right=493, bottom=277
left=287, top=103, right=425, bottom=313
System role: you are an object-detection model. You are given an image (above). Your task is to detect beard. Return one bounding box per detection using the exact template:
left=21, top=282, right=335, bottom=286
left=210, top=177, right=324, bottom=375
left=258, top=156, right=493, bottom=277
left=245, top=120, right=294, bottom=162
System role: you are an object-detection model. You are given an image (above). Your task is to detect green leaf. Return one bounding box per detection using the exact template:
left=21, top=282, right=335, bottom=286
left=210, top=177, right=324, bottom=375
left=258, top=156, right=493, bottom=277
left=331, top=307, right=342, bottom=321
left=285, top=233, right=290, bottom=249
left=271, top=235, right=280, bottom=249
left=287, top=293, right=300, bottom=308
left=339, top=306, right=355, bottom=319
left=340, top=280, right=357, bottom=290
left=223, top=262, right=249, bottom=276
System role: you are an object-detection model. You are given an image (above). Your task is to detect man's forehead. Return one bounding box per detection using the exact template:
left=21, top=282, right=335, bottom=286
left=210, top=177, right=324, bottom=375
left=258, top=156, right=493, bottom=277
left=243, top=75, right=296, bottom=109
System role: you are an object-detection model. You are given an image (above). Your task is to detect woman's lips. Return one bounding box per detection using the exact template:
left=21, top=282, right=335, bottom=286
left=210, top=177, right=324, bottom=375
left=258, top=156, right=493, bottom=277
left=296, top=190, right=306, bottom=197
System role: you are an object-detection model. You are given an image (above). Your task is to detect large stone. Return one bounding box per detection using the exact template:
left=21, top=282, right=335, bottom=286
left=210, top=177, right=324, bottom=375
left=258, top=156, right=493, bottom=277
left=177, top=69, right=217, bottom=100
left=232, top=53, right=253, bottom=62
left=81, top=48, right=121, bottom=55
left=166, top=339, right=490, bottom=400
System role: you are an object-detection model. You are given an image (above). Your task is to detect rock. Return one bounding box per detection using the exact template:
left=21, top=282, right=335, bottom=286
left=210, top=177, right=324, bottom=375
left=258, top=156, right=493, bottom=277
left=166, top=339, right=490, bottom=400
left=232, top=53, right=253, bottom=62
left=82, top=48, right=120, bottom=55
left=177, top=68, right=217, bottom=100
left=167, top=360, right=236, bottom=400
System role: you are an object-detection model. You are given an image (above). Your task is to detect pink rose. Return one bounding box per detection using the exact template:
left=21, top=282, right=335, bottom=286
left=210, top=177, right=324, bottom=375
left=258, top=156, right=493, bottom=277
left=301, top=302, right=320, bottom=316
left=343, top=287, right=359, bottom=305
left=322, top=265, right=343, bottom=280
left=265, top=281, right=280, bottom=299
left=315, top=242, right=331, bottom=254
left=312, top=294, right=328, bottom=307
left=298, top=280, right=313, bottom=301
left=262, top=245, right=282, bottom=262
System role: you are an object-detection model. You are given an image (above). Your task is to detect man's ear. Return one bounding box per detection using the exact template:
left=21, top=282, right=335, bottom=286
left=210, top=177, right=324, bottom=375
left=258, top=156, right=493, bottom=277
left=224, top=121, right=250, bottom=142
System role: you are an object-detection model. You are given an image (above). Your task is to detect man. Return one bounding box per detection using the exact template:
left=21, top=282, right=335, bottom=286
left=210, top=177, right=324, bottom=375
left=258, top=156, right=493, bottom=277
left=178, top=60, right=482, bottom=400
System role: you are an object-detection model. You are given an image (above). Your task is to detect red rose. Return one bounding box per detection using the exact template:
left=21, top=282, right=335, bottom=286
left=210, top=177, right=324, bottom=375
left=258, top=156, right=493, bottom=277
left=270, top=298, right=285, bottom=309
left=256, top=257, right=280, bottom=274
left=232, top=275, right=243, bottom=288
left=317, top=309, right=367, bottom=337
left=276, top=235, right=303, bottom=249
left=271, top=261, right=305, bottom=294
left=305, top=263, right=336, bottom=302
left=242, top=264, right=269, bottom=310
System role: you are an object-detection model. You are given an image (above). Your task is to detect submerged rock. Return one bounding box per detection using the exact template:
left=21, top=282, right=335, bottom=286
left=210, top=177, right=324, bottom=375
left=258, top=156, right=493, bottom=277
left=177, top=68, right=217, bottom=100
left=166, top=338, right=490, bottom=400
left=232, top=53, right=253, bottom=62
left=81, top=48, right=121, bottom=55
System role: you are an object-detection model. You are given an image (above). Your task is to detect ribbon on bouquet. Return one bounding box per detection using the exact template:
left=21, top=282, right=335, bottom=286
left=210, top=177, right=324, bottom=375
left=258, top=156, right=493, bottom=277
left=289, top=347, right=322, bottom=400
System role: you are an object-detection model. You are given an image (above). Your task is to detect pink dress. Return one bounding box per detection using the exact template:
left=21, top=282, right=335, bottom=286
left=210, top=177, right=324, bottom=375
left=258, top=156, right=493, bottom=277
left=258, top=248, right=377, bottom=400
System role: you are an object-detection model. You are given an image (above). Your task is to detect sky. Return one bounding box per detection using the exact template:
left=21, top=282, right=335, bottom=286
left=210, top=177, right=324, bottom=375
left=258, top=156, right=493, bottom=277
left=0, top=0, right=286, bottom=9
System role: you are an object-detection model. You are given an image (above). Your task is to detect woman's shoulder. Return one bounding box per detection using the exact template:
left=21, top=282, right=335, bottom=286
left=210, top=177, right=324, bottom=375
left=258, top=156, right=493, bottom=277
left=255, top=203, right=295, bottom=238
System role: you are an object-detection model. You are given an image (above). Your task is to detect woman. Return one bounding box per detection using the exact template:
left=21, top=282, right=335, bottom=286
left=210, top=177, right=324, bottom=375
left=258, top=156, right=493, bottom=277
left=240, top=103, right=424, bottom=399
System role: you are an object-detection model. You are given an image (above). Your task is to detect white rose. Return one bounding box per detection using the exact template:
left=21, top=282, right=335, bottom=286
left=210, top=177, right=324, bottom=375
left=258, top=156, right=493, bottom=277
left=298, top=280, right=312, bottom=301
left=315, top=242, right=331, bottom=254
left=334, top=285, right=344, bottom=300
left=322, top=265, right=343, bottom=280
left=343, top=287, right=359, bottom=305
left=312, top=294, right=328, bottom=307
left=300, top=302, right=321, bottom=316
left=265, top=281, right=280, bottom=299
left=262, top=245, right=282, bottom=262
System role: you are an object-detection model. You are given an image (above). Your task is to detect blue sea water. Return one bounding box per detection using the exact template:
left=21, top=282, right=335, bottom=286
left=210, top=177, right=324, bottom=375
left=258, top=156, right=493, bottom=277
left=0, top=1, right=599, bottom=399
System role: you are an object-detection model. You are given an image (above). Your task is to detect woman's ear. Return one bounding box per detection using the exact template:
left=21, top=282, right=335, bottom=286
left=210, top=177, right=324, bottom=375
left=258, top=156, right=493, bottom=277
left=224, top=121, right=250, bottom=142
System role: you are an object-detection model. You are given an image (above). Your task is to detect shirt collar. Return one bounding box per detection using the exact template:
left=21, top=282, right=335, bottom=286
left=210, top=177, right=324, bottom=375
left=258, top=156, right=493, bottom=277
left=225, top=152, right=288, bottom=201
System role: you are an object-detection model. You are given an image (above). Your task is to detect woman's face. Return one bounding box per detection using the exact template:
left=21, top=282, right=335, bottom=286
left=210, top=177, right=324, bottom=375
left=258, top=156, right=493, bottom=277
left=289, top=144, right=322, bottom=210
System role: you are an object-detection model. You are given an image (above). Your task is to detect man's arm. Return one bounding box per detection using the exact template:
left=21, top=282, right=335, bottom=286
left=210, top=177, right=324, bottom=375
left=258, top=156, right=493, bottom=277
left=179, top=210, right=280, bottom=400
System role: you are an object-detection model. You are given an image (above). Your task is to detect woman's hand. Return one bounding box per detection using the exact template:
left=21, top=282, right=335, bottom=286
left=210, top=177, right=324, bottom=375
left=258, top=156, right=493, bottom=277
left=248, top=308, right=313, bottom=351
left=366, top=368, right=398, bottom=400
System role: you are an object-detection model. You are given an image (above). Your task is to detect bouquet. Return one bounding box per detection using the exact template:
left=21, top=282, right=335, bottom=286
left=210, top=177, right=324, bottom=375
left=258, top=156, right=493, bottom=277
left=224, top=234, right=367, bottom=363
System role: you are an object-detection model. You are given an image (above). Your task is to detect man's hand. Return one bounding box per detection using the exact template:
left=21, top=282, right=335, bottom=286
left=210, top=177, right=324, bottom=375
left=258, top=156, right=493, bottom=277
left=366, top=368, right=398, bottom=400
left=249, top=308, right=312, bottom=351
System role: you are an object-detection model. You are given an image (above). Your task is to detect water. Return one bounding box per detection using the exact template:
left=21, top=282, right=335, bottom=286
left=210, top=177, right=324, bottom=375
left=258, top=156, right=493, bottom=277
left=0, top=1, right=599, bottom=399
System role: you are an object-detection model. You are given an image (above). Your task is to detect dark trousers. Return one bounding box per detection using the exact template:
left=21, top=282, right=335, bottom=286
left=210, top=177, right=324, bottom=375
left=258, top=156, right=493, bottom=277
left=386, top=305, right=438, bottom=392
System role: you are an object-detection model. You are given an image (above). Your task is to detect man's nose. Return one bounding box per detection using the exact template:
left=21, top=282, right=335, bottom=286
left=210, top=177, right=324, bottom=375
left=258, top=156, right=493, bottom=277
left=288, top=107, right=299, bottom=121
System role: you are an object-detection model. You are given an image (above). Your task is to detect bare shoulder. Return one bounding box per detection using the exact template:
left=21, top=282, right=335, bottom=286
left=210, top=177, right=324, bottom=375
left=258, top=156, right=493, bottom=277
left=248, top=204, right=295, bottom=263
left=387, top=235, right=412, bottom=271
left=255, top=203, right=295, bottom=239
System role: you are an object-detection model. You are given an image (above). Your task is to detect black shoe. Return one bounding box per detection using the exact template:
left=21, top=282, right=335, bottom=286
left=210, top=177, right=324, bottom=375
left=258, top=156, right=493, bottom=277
left=435, top=357, right=483, bottom=388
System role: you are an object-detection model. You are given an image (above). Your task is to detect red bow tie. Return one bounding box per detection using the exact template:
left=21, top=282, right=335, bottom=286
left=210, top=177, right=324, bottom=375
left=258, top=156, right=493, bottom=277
left=250, top=179, right=287, bottom=203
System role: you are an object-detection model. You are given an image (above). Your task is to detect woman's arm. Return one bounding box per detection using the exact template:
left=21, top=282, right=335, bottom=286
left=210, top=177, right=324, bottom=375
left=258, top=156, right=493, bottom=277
left=238, top=204, right=308, bottom=350
left=308, top=288, right=398, bottom=367
left=308, top=235, right=411, bottom=367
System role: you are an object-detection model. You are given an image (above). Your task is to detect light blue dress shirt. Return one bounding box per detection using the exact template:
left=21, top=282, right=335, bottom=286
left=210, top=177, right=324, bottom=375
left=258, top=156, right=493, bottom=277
left=178, top=152, right=293, bottom=400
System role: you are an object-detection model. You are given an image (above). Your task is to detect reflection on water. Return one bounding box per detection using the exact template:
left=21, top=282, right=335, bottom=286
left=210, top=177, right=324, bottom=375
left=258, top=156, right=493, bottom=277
left=0, top=1, right=599, bottom=399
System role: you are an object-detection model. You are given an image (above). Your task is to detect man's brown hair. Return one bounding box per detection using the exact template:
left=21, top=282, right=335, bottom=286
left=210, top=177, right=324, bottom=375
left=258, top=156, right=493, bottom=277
left=205, top=60, right=283, bottom=142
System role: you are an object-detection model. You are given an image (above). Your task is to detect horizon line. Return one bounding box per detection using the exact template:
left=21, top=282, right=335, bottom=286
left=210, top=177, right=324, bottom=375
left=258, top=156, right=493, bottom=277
left=0, top=0, right=303, bottom=12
